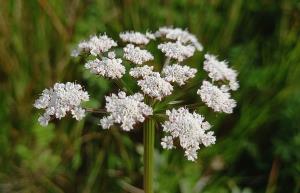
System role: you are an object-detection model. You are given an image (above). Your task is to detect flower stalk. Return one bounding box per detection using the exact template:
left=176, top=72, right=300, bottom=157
left=144, top=100, right=155, bottom=193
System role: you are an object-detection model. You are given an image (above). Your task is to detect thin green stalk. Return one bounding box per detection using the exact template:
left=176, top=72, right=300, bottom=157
left=162, top=57, right=171, bottom=70
left=143, top=117, right=155, bottom=193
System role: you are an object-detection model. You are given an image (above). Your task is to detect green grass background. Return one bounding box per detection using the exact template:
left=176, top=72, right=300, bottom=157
left=0, top=0, right=300, bottom=192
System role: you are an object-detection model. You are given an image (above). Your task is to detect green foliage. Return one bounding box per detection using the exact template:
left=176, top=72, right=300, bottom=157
left=0, top=0, right=299, bottom=192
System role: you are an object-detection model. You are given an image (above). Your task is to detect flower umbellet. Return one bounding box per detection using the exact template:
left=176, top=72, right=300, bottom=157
left=34, top=82, right=89, bottom=126
left=161, top=107, right=215, bottom=161
left=100, top=91, right=153, bottom=131
left=34, top=26, right=239, bottom=161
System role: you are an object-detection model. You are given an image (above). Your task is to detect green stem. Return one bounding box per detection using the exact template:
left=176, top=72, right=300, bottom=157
left=162, top=57, right=171, bottom=70
left=144, top=117, right=155, bottom=193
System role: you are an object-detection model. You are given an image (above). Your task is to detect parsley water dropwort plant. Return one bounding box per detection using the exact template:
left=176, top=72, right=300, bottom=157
left=34, top=27, right=239, bottom=193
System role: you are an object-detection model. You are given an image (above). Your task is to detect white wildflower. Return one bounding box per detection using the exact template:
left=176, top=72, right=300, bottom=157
left=84, top=57, right=125, bottom=79
left=155, top=26, right=203, bottom=51
left=120, top=31, right=150, bottom=45
left=100, top=91, right=153, bottom=131
left=201, top=131, right=216, bottom=147
left=162, top=64, right=197, bottom=85
left=185, top=148, right=198, bottom=161
left=123, top=44, right=154, bottom=65
left=34, top=82, right=89, bottom=126
left=197, top=81, right=237, bottom=114
left=162, top=107, right=216, bottom=161
left=129, top=65, right=154, bottom=79
left=146, top=32, right=156, bottom=40
left=38, top=114, right=51, bottom=127
left=71, top=107, right=86, bottom=120
left=137, top=72, right=173, bottom=100
left=158, top=41, right=195, bottom=62
left=189, top=35, right=203, bottom=52
left=107, top=51, right=116, bottom=59
left=161, top=136, right=174, bottom=149
left=33, top=28, right=239, bottom=162
left=203, top=54, right=239, bottom=91
left=71, top=34, right=117, bottom=57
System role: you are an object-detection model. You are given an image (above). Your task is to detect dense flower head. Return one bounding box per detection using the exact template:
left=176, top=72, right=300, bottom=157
left=120, top=31, right=151, bottom=45
left=161, top=107, right=216, bottom=161
left=197, top=81, right=236, bottom=114
left=129, top=65, right=174, bottom=100
left=100, top=91, right=153, bottom=131
left=162, top=64, right=197, bottom=85
left=155, top=26, right=203, bottom=51
left=34, top=82, right=89, bottom=126
left=129, top=65, right=154, bottom=79
left=123, top=44, right=154, bottom=65
left=84, top=55, right=125, bottom=79
left=203, top=54, right=239, bottom=91
left=71, top=34, right=117, bottom=57
left=158, top=41, right=195, bottom=62
left=137, top=72, right=173, bottom=100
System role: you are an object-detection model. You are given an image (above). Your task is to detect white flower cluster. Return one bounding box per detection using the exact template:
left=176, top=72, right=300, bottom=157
left=155, top=26, right=203, bottom=51
left=34, top=82, right=89, bottom=126
left=71, top=35, right=117, bottom=57
left=158, top=42, right=195, bottom=62
left=129, top=66, right=174, bottom=100
left=197, top=81, right=236, bottom=114
left=161, top=108, right=216, bottom=161
left=129, top=64, right=197, bottom=101
left=84, top=52, right=125, bottom=79
left=162, top=64, right=197, bottom=85
left=137, top=73, right=174, bottom=100
left=120, top=31, right=153, bottom=45
left=100, top=91, right=153, bottom=131
left=123, top=44, right=154, bottom=65
left=145, top=32, right=156, bottom=40
left=129, top=65, right=154, bottom=79
left=161, top=136, right=174, bottom=150
left=33, top=27, right=239, bottom=162
left=204, top=54, right=239, bottom=91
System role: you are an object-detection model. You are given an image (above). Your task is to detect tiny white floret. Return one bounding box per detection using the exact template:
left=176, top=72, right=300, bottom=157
left=161, top=136, right=174, bottom=150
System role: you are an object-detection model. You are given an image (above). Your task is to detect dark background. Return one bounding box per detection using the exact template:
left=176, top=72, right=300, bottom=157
left=0, top=0, right=300, bottom=193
